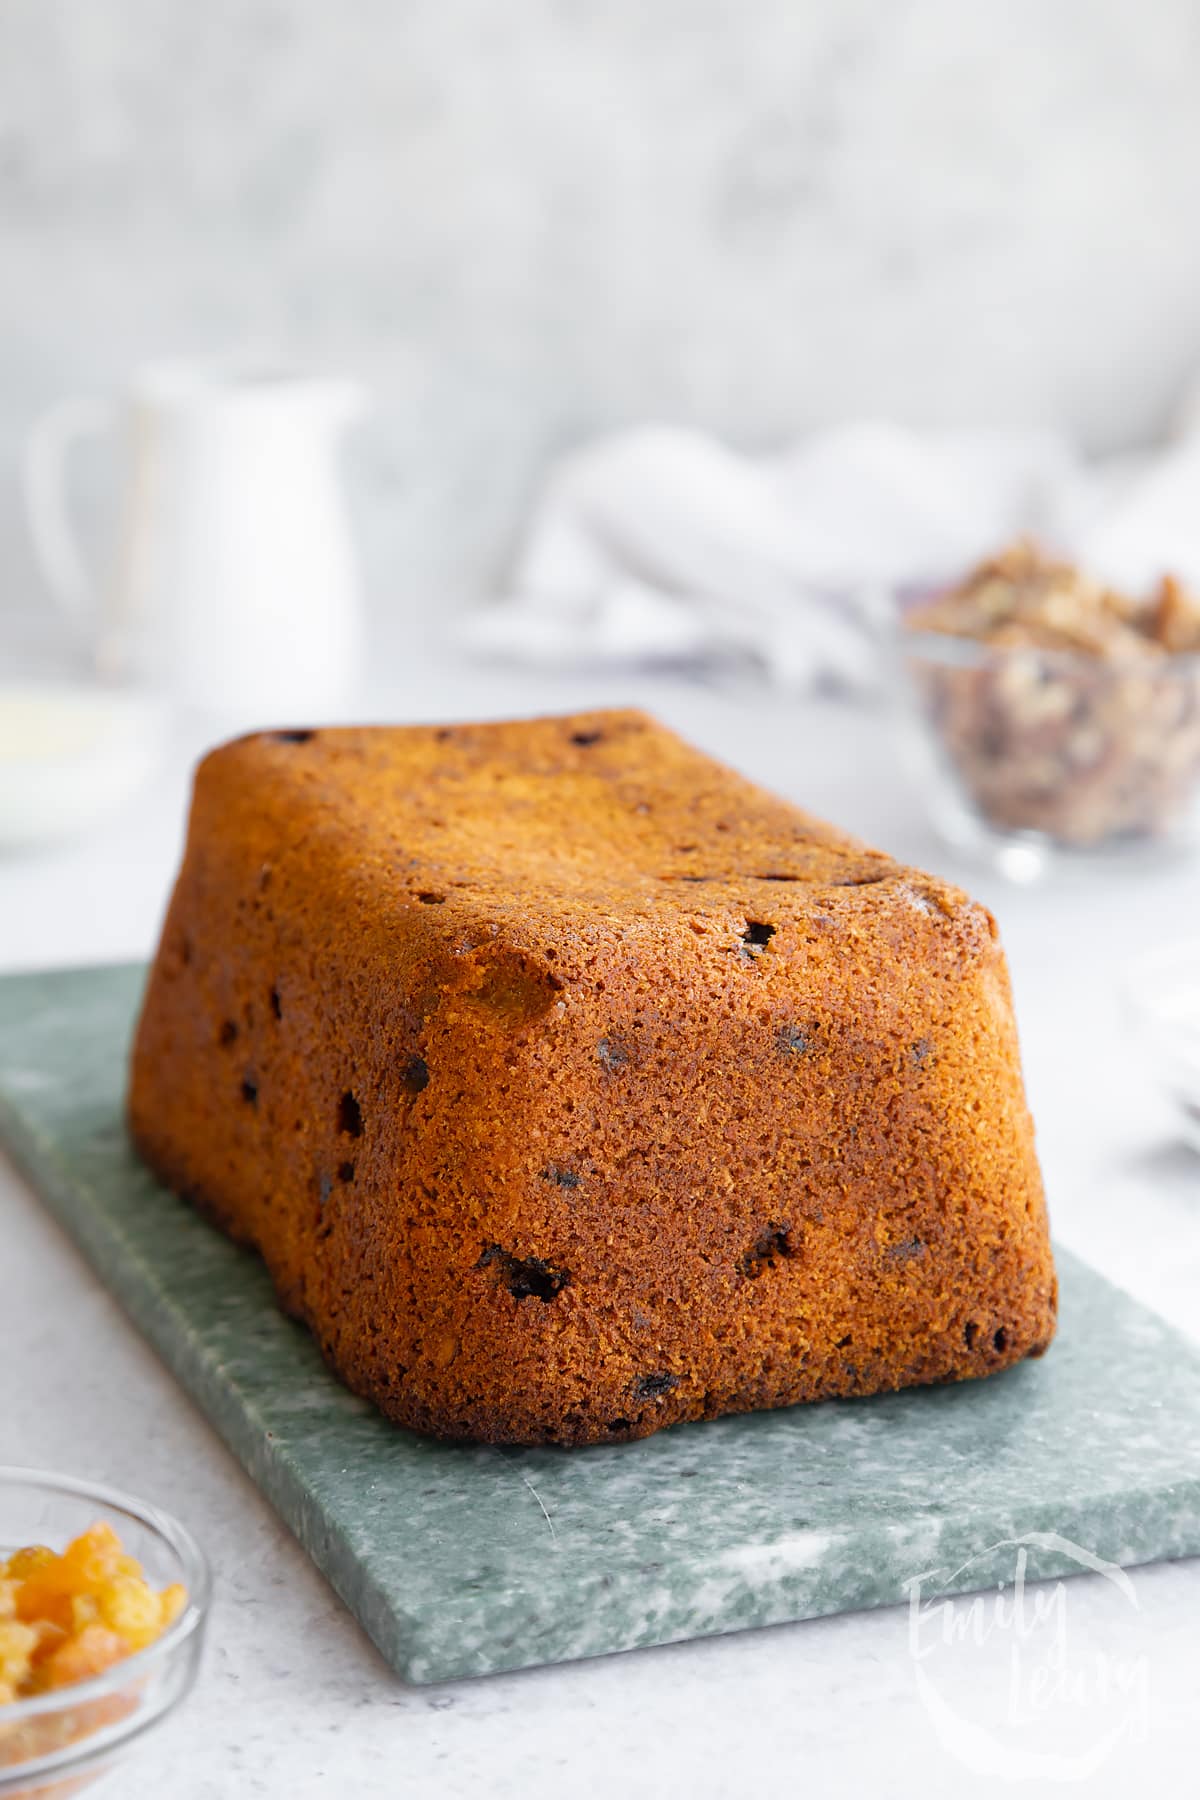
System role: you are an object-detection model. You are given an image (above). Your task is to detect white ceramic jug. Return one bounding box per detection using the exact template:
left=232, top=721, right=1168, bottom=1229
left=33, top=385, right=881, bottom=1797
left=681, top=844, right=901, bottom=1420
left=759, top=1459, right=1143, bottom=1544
left=23, top=361, right=367, bottom=714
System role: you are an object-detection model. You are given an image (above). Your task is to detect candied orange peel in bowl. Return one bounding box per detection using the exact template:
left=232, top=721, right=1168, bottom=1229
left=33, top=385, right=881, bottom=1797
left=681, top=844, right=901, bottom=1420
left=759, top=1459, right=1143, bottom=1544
left=0, top=1522, right=186, bottom=1706
left=0, top=1476, right=206, bottom=1800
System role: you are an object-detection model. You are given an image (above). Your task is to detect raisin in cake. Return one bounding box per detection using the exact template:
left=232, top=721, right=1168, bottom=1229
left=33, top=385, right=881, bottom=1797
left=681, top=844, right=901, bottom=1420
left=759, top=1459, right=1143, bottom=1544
left=128, top=709, right=1056, bottom=1444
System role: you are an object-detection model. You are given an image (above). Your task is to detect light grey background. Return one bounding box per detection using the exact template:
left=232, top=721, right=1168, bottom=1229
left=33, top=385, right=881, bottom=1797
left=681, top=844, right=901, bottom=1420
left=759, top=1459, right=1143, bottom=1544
left=3, top=0, right=1200, bottom=662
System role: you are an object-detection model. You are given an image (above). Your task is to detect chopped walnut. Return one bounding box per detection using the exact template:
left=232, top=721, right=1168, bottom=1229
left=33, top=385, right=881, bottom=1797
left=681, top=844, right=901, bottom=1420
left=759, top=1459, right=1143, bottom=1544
left=906, top=543, right=1200, bottom=848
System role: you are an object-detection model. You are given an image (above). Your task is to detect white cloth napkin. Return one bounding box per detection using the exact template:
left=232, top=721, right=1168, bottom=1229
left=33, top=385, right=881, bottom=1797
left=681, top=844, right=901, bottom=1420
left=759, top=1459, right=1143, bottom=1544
left=461, top=407, right=1200, bottom=691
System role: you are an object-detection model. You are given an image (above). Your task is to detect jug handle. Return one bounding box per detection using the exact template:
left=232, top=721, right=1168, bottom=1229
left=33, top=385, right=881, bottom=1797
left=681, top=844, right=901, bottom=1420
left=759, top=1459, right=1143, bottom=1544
left=22, top=395, right=116, bottom=628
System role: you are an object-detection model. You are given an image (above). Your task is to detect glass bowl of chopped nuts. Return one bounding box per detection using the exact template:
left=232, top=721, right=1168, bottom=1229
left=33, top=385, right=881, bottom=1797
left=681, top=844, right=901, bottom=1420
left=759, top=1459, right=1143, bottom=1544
left=0, top=1470, right=209, bottom=1797
left=895, top=541, right=1200, bottom=880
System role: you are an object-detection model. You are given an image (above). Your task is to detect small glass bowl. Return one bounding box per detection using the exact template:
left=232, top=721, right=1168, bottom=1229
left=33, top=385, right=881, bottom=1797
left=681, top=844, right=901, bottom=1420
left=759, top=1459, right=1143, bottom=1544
left=0, top=1471, right=209, bottom=1798
left=895, top=626, right=1200, bottom=881
left=1122, top=941, right=1200, bottom=1155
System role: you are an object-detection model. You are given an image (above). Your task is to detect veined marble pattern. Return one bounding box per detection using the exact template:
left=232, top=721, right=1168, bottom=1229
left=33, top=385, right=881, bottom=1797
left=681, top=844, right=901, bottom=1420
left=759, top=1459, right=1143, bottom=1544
left=2, top=963, right=1199, bottom=1683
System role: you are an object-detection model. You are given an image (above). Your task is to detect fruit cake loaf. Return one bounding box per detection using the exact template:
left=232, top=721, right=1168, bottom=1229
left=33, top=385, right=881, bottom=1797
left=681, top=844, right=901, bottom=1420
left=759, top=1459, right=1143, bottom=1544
left=128, top=709, right=1056, bottom=1445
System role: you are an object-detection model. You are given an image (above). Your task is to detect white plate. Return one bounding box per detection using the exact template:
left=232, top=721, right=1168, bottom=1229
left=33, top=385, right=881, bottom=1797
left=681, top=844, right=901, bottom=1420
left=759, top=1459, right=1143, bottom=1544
left=1123, top=940, right=1200, bottom=1154
left=0, top=682, right=165, bottom=849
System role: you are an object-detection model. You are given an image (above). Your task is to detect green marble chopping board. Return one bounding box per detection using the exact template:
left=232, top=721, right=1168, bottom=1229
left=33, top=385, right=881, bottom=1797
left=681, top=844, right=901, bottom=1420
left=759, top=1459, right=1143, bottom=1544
left=2, top=964, right=1199, bottom=1684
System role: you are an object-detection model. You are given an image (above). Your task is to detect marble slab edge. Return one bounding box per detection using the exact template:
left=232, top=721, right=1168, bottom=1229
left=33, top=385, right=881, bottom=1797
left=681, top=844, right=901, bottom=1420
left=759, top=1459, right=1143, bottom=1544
left=2, top=964, right=1200, bottom=1683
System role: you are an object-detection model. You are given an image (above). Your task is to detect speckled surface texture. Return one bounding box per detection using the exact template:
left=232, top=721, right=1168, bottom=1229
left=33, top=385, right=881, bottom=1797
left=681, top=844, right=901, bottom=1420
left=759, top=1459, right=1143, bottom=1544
left=3, top=964, right=1200, bottom=1684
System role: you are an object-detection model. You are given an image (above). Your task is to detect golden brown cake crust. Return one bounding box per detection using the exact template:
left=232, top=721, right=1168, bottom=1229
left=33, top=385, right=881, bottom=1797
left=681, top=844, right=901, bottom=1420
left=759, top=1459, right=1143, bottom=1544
left=128, top=709, right=1057, bottom=1446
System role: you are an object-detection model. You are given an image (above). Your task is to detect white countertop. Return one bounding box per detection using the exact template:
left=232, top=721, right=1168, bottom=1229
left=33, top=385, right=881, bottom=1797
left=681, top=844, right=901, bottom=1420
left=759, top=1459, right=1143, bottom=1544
left=5, top=656, right=1198, bottom=1798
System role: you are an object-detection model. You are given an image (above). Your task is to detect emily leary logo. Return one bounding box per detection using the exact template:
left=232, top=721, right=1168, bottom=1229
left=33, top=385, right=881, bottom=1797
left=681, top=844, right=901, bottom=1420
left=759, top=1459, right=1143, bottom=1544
left=903, top=1532, right=1149, bottom=1782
